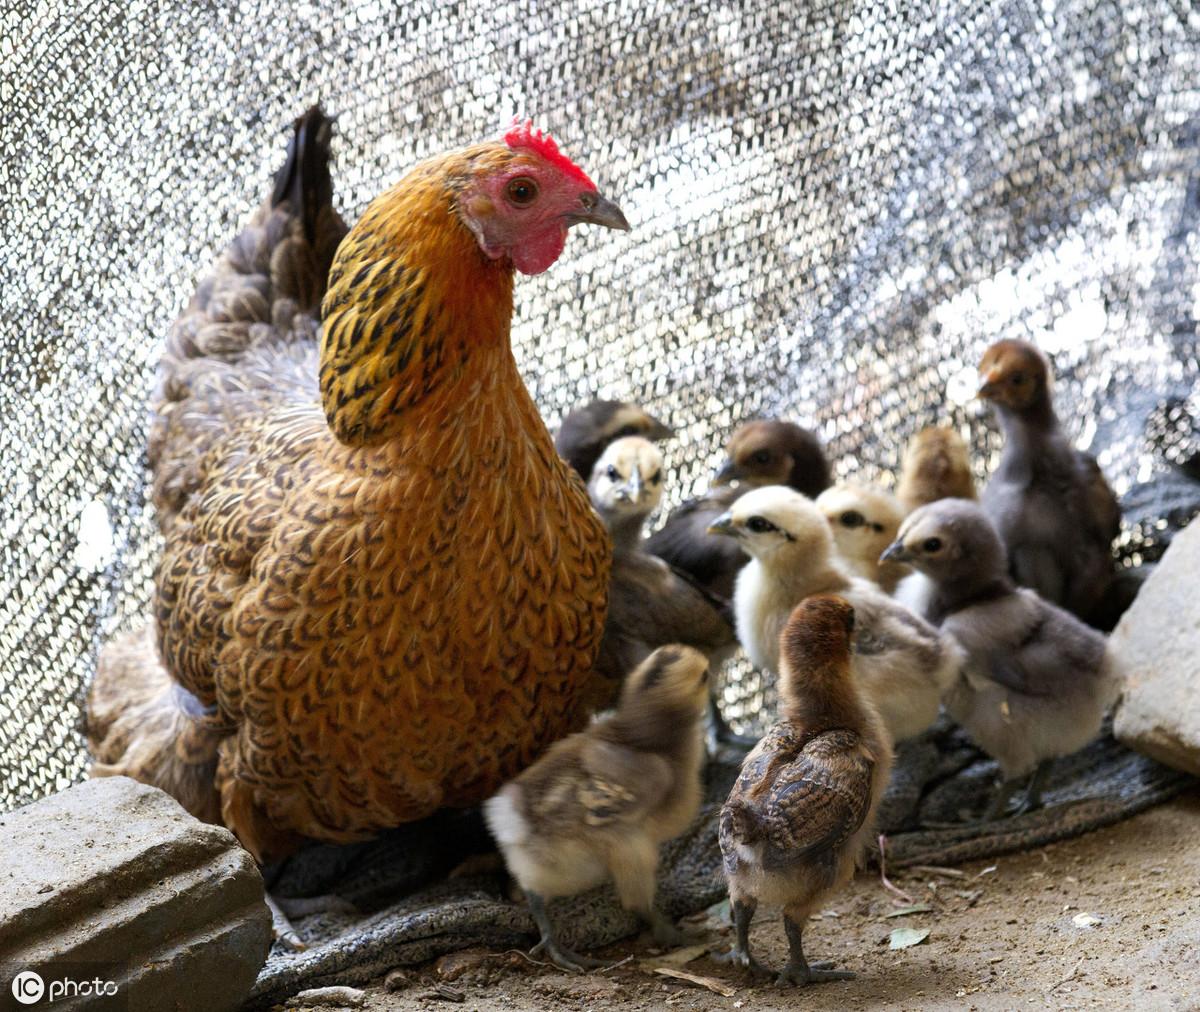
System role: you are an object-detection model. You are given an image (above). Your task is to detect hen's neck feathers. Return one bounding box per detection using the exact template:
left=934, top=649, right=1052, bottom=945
left=319, top=149, right=517, bottom=448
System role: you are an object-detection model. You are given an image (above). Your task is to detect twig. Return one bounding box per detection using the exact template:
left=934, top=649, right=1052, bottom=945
left=598, top=955, right=635, bottom=974
left=1047, top=957, right=1085, bottom=993
left=878, top=833, right=916, bottom=904
left=909, top=864, right=969, bottom=879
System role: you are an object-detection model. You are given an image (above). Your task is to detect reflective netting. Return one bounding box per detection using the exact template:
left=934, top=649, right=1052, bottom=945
left=1, top=0, right=1197, bottom=811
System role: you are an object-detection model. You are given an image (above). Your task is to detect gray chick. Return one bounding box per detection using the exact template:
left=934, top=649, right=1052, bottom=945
left=881, top=498, right=1119, bottom=819
left=484, top=645, right=709, bottom=971
left=646, top=419, right=830, bottom=601
left=977, top=339, right=1121, bottom=626
left=555, top=398, right=674, bottom=481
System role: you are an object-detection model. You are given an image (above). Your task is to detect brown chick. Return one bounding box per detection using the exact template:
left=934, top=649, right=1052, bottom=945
left=815, top=481, right=908, bottom=592
left=896, top=426, right=977, bottom=514
left=978, top=339, right=1121, bottom=625
left=646, top=420, right=830, bottom=600
left=484, top=646, right=710, bottom=971
left=555, top=399, right=674, bottom=481
left=716, top=595, right=891, bottom=985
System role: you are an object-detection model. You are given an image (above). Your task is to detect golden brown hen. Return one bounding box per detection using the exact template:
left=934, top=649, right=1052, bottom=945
left=88, top=108, right=629, bottom=863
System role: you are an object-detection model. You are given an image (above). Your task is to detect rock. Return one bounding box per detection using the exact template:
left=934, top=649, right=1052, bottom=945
left=1112, top=522, right=1200, bottom=776
left=0, top=776, right=271, bottom=1012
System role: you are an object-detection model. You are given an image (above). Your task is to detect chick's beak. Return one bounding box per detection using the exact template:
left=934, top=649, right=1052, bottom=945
left=880, top=540, right=911, bottom=564
left=707, top=512, right=737, bottom=537
left=566, top=192, right=630, bottom=231
left=712, top=459, right=740, bottom=486
left=977, top=368, right=1003, bottom=400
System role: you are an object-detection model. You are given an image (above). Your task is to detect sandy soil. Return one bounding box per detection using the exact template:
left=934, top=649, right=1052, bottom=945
left=285, top=790, right=1200, bottom=1012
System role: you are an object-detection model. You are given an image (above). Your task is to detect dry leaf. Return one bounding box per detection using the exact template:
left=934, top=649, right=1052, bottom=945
left=884, top=904, right=932, bottom=918
left=643, top=943, right=710, bottom=968
left=652, top=968, right=737, bottom=997
left=889, top=927, right=931, bottom=950
left=1072, top=912, right=1103, bottom=928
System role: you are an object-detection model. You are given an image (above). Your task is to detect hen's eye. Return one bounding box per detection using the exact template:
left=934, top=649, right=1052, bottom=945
left=923, top=537, right=943, bottom=552
left=746, top=516, right=775, bottom=534
left=840, top=510, right=865, bottom=528
left=506, top=177, right=539, bottom=205
left=750, top=450, right=771, bottom=466
left=606, top=465, right=620, bottom=481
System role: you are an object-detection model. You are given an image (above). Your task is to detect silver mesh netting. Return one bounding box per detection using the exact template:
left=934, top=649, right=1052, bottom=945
left=2, top=0, right=1197, bottom=814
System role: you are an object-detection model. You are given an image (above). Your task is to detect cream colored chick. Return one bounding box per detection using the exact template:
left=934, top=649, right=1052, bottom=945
left=484, top=645, right=709, bottom=971
left=882, top=499, right=1118, bottom=819
left=709, top=486, right=962, bottom=743
left=815, top=481, right=908, bottom=592
left=717, top=595, right=891, bottom=985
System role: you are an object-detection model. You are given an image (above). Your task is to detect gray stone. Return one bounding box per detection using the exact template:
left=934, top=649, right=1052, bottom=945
left=1112, top=521, right=1200, bottom=776
left=0, top=776, right=271, bottom=1012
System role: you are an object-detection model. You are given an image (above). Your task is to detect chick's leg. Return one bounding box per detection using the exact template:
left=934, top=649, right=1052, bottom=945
left=711, top=898, right=771, bottom=975
left=1014, top=760, right=1052, bottom=815
left=776, top=912, right=854, bottom=986
left=526, top=892, right=605, bottom=972
left=611, top=844, right=687, bottom=947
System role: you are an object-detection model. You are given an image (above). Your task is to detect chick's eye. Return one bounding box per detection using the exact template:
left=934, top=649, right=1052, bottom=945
left=1009, top=371, right=1025, bottom=385
left=840, top=510, right=865, bottom=528
left=506, top=176, right=539, bottom=205
left=922, top=537, right=943, bottom=552
left=606, top=465, right=620, bottom=480
left=614, top=424, right=639, bottom=438
left=746, top=516, right=775, bottom=534
left=648, top=469, right=662, bottom=485
left=750, top=450, right=771, bottom=465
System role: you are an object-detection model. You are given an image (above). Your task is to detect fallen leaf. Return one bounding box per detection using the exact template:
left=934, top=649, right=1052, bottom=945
left=889, top=927, right=931, bottom=950
left=883, top=904, right=933, bottom=918
left=652, top=968, right=737, bottom=997
left=291, top=986, right=367, bottom=1007
left=642, top=943, right=710, bottom=968
left=976, top=865, right=998, bottom=878
left=1072, top=913, right=1103, bottom=928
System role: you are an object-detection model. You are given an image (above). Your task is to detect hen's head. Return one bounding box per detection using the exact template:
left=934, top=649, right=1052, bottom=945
left=978, top=339, right=1052, bottom=412
left=588, top=436, right=665, bottom=519
left=713, top=420, right=830, bottom=496
left=455, top=120, right=629, bottom=275
left=707, top=485, right=832, bottom=569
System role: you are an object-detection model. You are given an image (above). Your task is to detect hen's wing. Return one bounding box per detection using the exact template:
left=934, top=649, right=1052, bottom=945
left=150, top=106, right=348, bottom=528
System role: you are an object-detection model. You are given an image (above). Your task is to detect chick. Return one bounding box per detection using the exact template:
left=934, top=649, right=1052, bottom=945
left=881, top=499, right=1118, bottom=818
left=896, top=426, right=977, bottom=513
left=977, top=339, right=1121, bottom=625
left=710, top=486, right=961, bottom=743
left=556, top=399, right=674, bottom=481
left=584, top=437, right=736, bottom=719
left=717, top=595, right=891, bottom=985
left=815, top=481, right=908, bottom=592
left=484, top=645, right=709, bottom=971
left=646, top=420, right=830, bottom=599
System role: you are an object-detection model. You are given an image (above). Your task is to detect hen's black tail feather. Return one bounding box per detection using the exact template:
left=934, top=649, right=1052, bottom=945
left=271, top=104, right=336, bottom=243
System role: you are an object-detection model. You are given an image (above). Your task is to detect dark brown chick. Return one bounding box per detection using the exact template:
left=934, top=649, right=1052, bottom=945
left=555, top=399, right=674, bottom=481
left=896, top=426, right=977, bottom=513
left=484, top=646, right=710, bottom=971
left=978, top=339, right=1121, bottom=626
left=717, top=595, right=891, bottom=986
left=646, top=420, right=830, bottom=599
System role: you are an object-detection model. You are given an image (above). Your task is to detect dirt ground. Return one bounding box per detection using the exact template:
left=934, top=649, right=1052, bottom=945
left=288, top=790, right=1200, bottom=1012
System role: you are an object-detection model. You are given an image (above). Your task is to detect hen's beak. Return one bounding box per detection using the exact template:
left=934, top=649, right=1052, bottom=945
left=880, top=540, right=911, bottom=564
left=566, top=192, right=630, bottom=231
left=707, top=512, right=737, bottom=537
left=712, top=459, right=740, bottom=486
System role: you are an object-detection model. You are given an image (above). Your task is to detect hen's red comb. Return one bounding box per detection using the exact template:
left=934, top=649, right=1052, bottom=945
left=503, top=118, right=595, bottom=188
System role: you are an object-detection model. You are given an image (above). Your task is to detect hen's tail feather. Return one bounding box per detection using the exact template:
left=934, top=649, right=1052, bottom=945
left=150, top=106, right=349, bottom=526
left=87, top=625, right=225, bottom=824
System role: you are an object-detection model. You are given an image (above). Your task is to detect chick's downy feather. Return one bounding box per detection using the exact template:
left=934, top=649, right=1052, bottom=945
left=89, top=110, right=626, bottom=861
